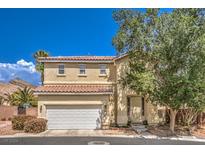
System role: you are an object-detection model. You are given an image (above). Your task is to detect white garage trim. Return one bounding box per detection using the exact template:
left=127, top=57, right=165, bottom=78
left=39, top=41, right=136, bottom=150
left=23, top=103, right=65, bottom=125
left=46, top=105, right=102, bottom=130
left=35, top=92, right=112, bottom=95
left=43, top=101, right=103, bottom=105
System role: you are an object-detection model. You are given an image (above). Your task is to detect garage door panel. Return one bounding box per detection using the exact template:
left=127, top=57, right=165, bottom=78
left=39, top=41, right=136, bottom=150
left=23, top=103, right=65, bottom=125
left=47, top=117, right=100, bottom=120
left=47, top=105, right=100, bottom=109
left=48, top=126, right=100, bottom=130
left=46, top=105, right=102, bottom=130
left=47, top=111, right=101, bottom=115
left=47, top=118, right=100, bottom=122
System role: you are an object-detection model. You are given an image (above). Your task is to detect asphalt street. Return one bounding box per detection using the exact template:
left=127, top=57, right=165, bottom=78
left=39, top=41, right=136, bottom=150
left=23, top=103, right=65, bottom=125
left=0, top=136, right=205, bottom=145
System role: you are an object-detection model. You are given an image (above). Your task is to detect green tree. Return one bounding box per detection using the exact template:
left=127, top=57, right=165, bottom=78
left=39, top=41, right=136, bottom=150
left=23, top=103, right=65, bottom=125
left=4, top=92, right=17, bottom=105
left=4, top=87, right=36, bottom=106
left=33, top=50, right=49, bottom=85
left=113, top=9, right=158, bottom=100
left=113, top=9, right=205, bottom=132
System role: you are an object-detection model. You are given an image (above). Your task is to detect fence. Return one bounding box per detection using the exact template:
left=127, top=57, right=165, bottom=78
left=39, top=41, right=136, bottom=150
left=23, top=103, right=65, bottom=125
left=0, top=106, right=37, bottom=120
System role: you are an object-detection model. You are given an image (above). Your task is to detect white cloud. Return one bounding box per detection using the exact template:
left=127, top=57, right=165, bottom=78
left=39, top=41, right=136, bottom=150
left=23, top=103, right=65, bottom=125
left=16, top=59, right=36, bottom=73
left=0, top=59, right=41, bottom=85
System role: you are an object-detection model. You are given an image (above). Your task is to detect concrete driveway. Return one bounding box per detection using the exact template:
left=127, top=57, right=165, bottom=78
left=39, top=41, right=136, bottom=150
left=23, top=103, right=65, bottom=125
left=38, top=129, right=137, bottom=137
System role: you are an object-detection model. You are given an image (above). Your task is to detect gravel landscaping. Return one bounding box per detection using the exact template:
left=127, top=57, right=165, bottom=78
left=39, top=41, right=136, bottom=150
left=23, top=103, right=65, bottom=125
left=0, top=121, right=23, bottom=135
left=146, top=124, right=205, bottom=139
left=192, top=127, right=205, bottom=139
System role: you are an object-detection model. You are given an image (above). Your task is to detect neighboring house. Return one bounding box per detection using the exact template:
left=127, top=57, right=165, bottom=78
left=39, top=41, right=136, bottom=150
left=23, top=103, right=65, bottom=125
left=9, top=78, right=36, bottom=90
left=35, top=55, right=165, bottom=130
left=0, top=78, right=36, bottom=105
left=0, top=79, right=37, bottom=120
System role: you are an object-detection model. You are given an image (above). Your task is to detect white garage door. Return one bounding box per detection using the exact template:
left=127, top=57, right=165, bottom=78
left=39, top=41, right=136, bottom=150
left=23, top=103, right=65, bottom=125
left=46, top=105, right=102, bottom=130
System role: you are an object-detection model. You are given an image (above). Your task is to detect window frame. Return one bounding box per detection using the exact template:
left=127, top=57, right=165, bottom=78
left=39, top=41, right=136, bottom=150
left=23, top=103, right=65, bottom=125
left=79, top=64, right=86, bottom=75
left=58, top=64, right=65, bottom=75
left=99, top=64, right=107, bottom=75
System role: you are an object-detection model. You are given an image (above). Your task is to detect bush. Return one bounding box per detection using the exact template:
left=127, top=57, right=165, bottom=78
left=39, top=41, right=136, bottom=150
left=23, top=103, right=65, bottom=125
left=24, top=118, right=47, bottom=133
left=143, top=120, right=148, bottom=125
left=1, top=118, right=6, bottom=121
left=12, top=115, right=36, bottom=130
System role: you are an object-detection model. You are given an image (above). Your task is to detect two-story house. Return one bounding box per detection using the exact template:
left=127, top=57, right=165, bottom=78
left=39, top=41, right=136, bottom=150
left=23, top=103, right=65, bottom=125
left=35, top=55, right=165, bottom=130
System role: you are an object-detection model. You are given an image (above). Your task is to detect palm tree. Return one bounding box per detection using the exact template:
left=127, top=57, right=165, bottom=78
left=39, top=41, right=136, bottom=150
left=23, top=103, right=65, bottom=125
left=33, top=50, right=49, bottom=85
left=4, top=92, right=18, bottom=105
left=4, top=87, right=35, bottom=106
left=13, top=87, right=35, bottom=106
left=0, top=96, right=4, bottom=105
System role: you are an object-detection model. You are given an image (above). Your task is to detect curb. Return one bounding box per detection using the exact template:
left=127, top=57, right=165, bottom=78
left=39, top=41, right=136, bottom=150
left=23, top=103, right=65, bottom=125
left=1, top=134, right=205, bottom=143
left=139, top=135, right=205, bottom=143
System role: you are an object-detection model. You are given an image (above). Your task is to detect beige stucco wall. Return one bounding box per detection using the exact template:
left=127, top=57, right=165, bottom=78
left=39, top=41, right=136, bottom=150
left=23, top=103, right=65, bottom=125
left=115, top=56, right=165, bottom=125
left=44, top=63, right=116, bottom=84
left=115, top=56, right=131, bottom=125
left=39, top=56, right=165, bottom=127
left=38, top=94, right=115, bottom=126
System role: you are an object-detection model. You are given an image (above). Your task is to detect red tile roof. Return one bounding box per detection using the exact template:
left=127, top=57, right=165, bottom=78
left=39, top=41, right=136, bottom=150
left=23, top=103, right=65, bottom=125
left=38, top=56, right=115, bottom=62
left=35, top=84, right=113, bottom=94
left=0, top=83, right=19, bottom=97
left=0, top=79, right=36, bottom=97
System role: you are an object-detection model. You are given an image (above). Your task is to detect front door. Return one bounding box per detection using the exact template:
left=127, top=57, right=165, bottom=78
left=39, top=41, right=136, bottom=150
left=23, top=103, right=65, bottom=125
left=128, top=96, right=145, bottom=124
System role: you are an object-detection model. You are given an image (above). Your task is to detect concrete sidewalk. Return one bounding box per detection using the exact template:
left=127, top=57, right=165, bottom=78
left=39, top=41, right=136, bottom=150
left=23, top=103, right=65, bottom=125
left=138, top=131, right=205, bottom=143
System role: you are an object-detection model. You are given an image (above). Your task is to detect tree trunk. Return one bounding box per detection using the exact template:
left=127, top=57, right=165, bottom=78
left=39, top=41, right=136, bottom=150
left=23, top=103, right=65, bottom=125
left=200, top=112, right=203, bottom=127
left=170, top=109, right=177, bottom=133
left=41, top=73, right=44, bottom=85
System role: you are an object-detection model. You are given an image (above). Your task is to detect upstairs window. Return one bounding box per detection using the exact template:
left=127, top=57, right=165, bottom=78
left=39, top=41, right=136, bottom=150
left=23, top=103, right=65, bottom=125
left=99, top=64, right=106, bottom=75
left=58, top=64, right=65, bottom=74
left=79, top=64, right=86, bottom=74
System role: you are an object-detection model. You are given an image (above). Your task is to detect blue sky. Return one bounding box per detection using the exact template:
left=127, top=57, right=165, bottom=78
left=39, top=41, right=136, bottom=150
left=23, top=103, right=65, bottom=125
left=0, top=8, right=119, bottom=85
left=0, top=8, right=172, bottom=85
left=0, top=9, right=119, bottom=63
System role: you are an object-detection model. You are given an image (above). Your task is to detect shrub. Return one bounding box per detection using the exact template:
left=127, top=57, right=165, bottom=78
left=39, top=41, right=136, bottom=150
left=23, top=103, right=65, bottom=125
left=143, top=120, right=148, bottom=125
left=24, top=118, right=47, bottom=133
left=1, top=118, right=6, bottom=121
left=30, top=100, right=38, bottom=107
left=127, top=120, right=131, bottom=126
left=12, top=115, right=36, bottom=130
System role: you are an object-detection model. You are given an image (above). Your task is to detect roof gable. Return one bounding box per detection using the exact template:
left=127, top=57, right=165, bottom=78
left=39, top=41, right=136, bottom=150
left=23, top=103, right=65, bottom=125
left=38, top=56, right=115, bottom=63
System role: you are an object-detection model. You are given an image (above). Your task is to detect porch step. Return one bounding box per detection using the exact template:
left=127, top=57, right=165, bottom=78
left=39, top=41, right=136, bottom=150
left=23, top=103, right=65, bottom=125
left=131, top=124, right=148, bottom=133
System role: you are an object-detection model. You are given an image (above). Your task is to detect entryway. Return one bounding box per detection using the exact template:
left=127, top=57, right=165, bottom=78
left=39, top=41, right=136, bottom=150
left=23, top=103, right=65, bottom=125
left=127, top=96, right=145, bottom=124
